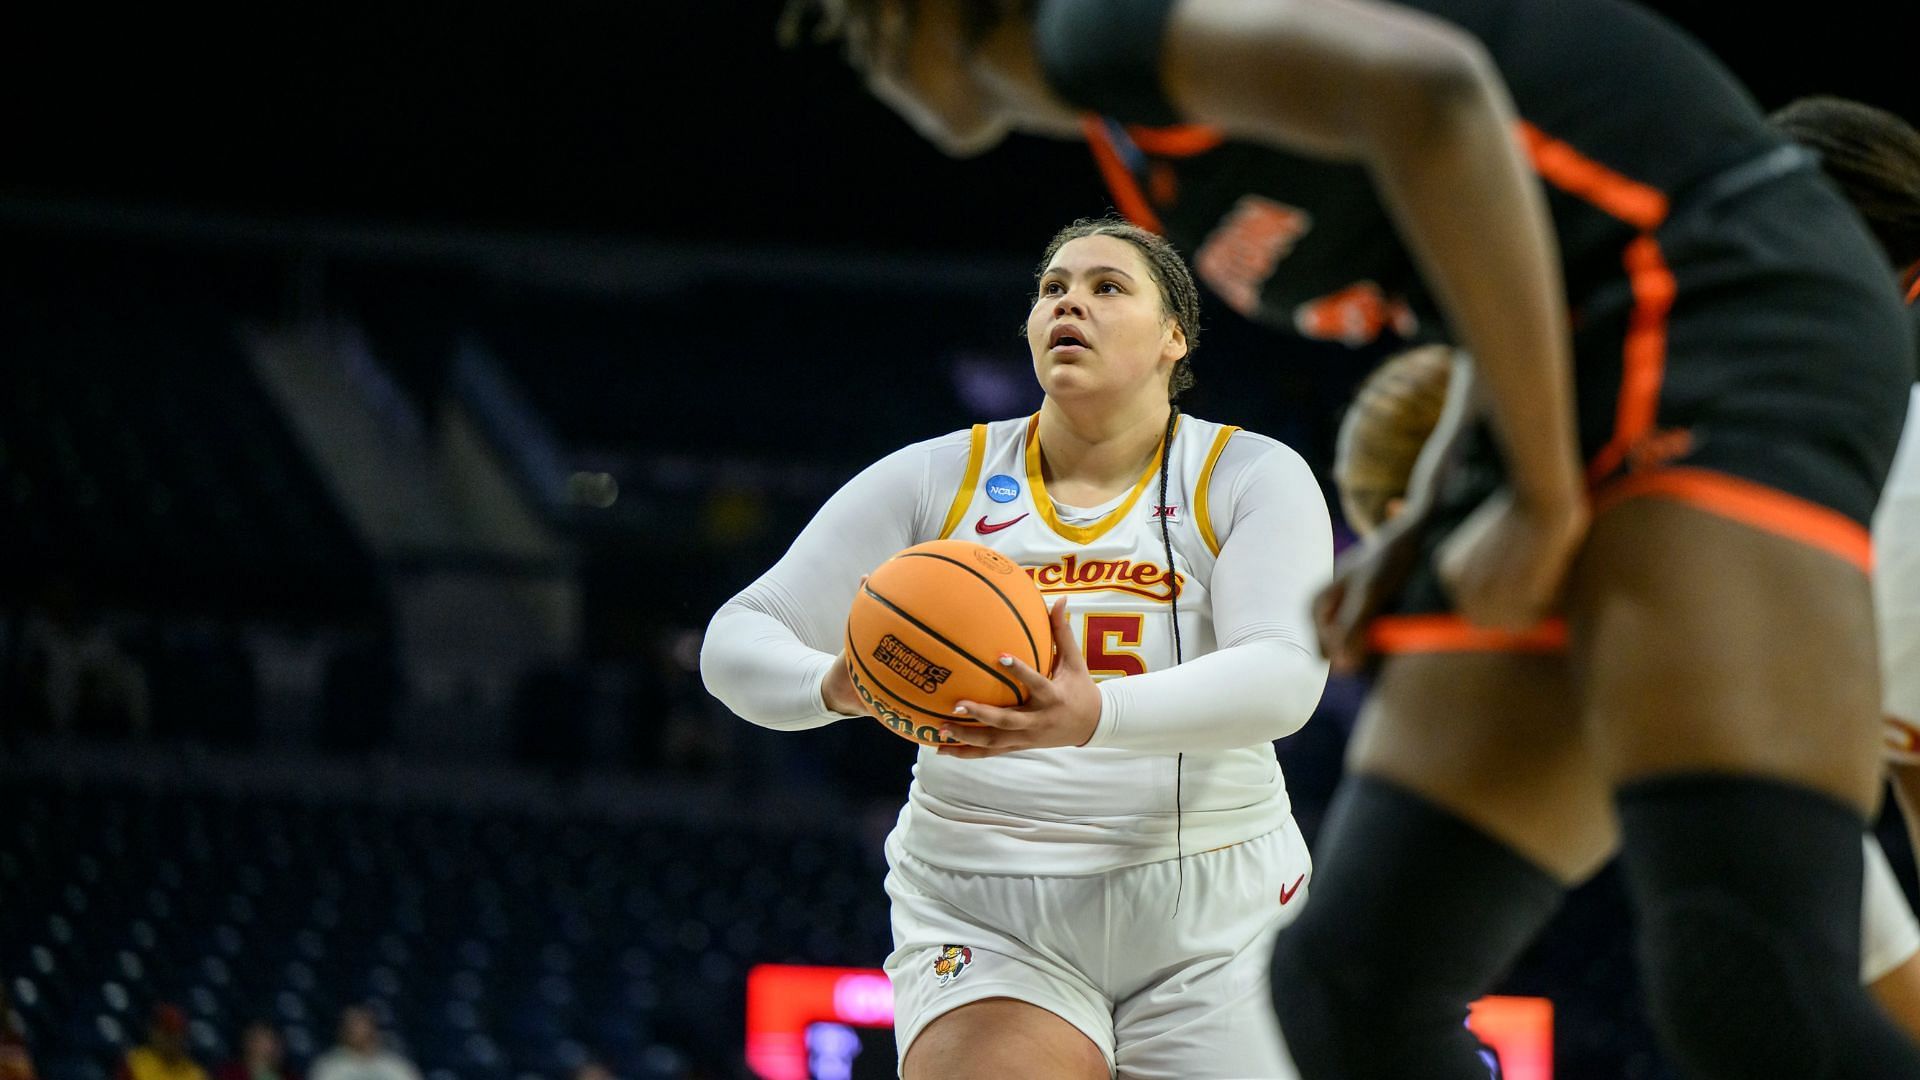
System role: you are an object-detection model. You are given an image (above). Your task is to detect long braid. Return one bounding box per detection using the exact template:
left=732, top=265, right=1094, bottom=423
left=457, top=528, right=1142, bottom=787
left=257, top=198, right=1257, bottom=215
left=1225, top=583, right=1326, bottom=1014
left=1158, top=405, right=1186, bottom=915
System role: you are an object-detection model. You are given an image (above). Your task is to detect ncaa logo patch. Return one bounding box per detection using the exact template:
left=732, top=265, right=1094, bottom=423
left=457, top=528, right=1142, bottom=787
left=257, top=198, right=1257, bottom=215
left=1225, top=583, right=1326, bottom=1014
left=985, top=475, right=1021, bottom=504
left=932, top=945, right=973, bottom=987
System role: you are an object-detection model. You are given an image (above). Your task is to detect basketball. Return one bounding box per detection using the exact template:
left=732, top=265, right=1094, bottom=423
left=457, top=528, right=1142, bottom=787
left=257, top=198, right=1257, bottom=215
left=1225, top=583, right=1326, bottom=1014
left=846, top=539, right=1055, bottom=747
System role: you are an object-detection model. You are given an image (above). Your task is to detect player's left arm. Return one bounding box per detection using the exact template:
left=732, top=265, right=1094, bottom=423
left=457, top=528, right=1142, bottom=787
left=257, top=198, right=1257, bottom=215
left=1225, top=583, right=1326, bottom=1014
left=944, top=436, right=1332, bottom=756
left=1088, top=436, right=1333, bottom=752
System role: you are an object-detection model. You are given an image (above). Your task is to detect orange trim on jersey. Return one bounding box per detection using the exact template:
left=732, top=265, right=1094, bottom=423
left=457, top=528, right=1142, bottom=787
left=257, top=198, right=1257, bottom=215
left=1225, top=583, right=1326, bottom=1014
left=1585, top=235, right=1678, bottom=483
left=1369, top=614, right=1570, bottom=655
left=1590, top=466, right=1873, bottom=573
left=1904, top=261, right=1920, bottom=305
left=1126, top=125, right=1225, bottom=158
left=1516, top=121, right=1669, bottom=231
left=937, top=425, right=988, bottom=540
left=1081, top=115, right=1166, bottom=234
left=1193, top=425, right=1240, bottom=556
left=1026, top=413, right=1179, bottom=545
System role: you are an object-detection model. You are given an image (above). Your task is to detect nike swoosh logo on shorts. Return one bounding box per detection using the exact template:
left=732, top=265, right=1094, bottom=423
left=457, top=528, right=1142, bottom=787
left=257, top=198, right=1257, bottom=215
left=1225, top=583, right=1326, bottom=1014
left=975, top=514, right=1029, bottom=534
left=1279, top=874, right=1306, bottom=905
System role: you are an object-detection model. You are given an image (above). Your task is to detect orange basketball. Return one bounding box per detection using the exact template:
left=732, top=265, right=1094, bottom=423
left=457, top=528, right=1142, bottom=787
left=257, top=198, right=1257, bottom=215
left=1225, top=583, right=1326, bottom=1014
left=845, top=539, right=1055, bottom=747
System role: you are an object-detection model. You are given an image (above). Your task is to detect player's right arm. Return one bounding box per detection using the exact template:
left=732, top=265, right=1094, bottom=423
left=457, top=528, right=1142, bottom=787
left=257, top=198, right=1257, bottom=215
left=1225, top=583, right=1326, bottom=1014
left=1173, top=0, right=1582, bottom=629
left=699, top=431, right=970, bottom=729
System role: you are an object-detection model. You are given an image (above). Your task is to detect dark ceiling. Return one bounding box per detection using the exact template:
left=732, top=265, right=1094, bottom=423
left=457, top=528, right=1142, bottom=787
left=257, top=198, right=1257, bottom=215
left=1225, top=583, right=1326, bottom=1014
left=1, top=2, right=1912, bottom=255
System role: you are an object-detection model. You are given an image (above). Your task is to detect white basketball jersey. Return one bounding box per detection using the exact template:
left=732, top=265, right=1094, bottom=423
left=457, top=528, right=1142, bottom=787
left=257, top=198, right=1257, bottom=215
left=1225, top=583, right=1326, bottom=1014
left=1878, top=385, right=1920, bottom=757
left=892, top=413, right=1295, bottom=875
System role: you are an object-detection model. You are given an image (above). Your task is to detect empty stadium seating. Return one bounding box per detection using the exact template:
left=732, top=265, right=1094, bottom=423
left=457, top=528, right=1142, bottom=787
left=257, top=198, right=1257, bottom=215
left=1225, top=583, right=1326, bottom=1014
left=0, top=777, right=892, bottom=1080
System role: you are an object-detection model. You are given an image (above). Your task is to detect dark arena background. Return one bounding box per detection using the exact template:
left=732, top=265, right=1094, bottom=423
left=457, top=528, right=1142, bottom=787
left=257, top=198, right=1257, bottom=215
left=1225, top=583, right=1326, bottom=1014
left=2, top=4, right=1916, bottom=1079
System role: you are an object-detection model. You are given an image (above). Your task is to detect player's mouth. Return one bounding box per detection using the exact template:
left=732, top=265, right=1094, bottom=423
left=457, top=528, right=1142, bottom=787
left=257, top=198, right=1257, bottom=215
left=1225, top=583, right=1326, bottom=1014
left=1047, top=324, right=1091, bottom=355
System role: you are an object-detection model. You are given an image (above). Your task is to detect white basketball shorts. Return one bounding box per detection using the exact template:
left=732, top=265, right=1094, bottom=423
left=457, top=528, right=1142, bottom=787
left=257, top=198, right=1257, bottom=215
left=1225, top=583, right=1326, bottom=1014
left=883, top=821, right=1311, bottom=1079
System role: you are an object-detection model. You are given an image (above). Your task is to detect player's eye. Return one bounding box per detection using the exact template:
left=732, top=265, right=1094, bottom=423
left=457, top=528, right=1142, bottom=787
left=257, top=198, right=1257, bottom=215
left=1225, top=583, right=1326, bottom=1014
left=1040, top=281, right=1065, bottom=296
left=1097, top=281, right=1122, bottom=294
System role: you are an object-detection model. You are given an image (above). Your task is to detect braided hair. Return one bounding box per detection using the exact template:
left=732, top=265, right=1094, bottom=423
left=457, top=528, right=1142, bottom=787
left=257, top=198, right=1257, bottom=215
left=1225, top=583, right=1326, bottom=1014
left=1772, top=97, right=1920, bottom=274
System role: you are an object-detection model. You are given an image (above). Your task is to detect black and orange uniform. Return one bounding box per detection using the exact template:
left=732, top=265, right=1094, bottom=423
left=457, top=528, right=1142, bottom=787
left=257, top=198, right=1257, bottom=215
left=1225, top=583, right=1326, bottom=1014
left=1040, top=0, right=1917, bottom=653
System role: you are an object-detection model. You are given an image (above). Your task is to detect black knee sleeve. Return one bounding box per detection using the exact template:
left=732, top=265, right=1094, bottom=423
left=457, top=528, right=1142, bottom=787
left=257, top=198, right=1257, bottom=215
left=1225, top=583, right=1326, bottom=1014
left=1618, top=774, right=1920, bottom=1079
left=1271, top=777, right=1565, bottom=1079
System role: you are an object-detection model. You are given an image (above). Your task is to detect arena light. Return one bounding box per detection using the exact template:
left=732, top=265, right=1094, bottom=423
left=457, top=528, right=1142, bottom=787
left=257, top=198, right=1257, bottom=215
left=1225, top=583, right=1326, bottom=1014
left=746, top=965, right=893, bottom=1080
left=746, top=964, right=1553, bottom=1080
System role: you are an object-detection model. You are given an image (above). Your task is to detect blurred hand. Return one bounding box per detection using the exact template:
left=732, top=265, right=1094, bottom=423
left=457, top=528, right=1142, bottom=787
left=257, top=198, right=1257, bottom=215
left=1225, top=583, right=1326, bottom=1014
left=1315, top=507, right=1432, bottom=674
left=1437, top=487, right=1588, bottom=631
left=939, top=598, right=1098, bottom=758
left=822, top=575, right=871, bottom=716
left=820, top=649, right=866, bottom=717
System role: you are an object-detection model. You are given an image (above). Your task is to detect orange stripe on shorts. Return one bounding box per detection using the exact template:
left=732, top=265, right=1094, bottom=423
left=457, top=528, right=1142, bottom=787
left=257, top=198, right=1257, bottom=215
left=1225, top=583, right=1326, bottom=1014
left=1591, top=466, right=1873, bottom=573
left=1368, top=615, right=1571, bottom=655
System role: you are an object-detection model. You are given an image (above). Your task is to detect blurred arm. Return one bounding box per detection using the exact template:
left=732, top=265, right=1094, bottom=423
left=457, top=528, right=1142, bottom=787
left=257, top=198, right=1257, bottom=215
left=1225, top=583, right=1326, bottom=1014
left=1163, top=0, right=1579, bottom=511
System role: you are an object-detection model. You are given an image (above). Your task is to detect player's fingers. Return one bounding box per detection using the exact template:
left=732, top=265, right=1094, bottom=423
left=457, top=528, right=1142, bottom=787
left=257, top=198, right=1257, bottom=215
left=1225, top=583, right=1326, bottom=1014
left=951, top=700, right=1028, bottom=731
left=937, top=720, right=1001, bottom=747
left=935, top=743, right=1004, bottom=760
left=1046, top=597, right=1083, bottom=675
left=1312, top=578, right=1346, bottom=659
left=1332, top=568, right=1379, bottom=673
left=995, top=655, right=1053, bottom=698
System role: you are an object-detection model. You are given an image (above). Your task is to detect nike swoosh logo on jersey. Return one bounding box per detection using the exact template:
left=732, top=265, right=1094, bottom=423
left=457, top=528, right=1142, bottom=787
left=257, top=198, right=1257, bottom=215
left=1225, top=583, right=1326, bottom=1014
left=974, top=514, right=1028, bottom=535
left=1279, top=874, right=1306, bottom=906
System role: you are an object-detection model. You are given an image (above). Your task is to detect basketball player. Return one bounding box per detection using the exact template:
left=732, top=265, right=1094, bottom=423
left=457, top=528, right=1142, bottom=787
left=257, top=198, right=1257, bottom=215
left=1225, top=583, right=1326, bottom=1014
left=1336, top=337, right=1920, bottom=1037
left=702, top=218, right=1332, bottom=1079
left=783, top=1, right=1920, bottom=1074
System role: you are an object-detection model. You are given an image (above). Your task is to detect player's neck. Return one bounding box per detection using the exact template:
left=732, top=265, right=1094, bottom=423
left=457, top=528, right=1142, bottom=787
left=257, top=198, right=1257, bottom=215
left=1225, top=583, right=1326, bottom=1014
left=1035, top=396, right=1172, bottom=505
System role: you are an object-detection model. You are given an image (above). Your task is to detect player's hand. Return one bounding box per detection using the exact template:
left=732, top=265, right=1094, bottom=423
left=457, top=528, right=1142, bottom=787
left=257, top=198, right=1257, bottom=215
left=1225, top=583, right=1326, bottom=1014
left=820, top=649, right=866, bottom=717
left=821, top=576, right=871, bottom=717
left=1437, top=487, right=1588, bottom=631
left=940, top=598, right=1099, bottom=758
left=1315, top=507, right=1431, bottom=674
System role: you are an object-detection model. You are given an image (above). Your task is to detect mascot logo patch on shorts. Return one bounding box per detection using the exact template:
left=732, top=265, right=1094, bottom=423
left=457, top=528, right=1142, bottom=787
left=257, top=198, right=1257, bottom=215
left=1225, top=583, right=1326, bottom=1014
left=932, top=945, right=973, bottom=986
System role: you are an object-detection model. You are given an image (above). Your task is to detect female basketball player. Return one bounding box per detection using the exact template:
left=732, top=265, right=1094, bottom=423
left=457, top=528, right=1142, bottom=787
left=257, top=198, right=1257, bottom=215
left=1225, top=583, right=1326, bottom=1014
left=1336, top=337, right=1920, bottom=1039
left=782, top=1, right=1919, bottom=1075
left=702, top=218, right=1332, bottom=1080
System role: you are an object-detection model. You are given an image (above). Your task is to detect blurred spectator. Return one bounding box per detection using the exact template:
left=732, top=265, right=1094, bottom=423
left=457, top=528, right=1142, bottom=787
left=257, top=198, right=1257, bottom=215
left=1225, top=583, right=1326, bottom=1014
left=572, top=1064, right=614, bottom=1080
left=117, top=1004, right=208, bottom=1080
left=216, top=1023, right=296, bottom=1080
left=308, top=1007, right=418, bottom=1080
left=0, top=984, right=36, bottom=1080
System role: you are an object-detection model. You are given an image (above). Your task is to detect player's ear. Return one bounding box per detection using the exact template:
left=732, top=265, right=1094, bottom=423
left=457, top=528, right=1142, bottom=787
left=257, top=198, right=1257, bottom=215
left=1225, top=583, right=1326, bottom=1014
left=1164, top=318, right=1189, bottom=363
